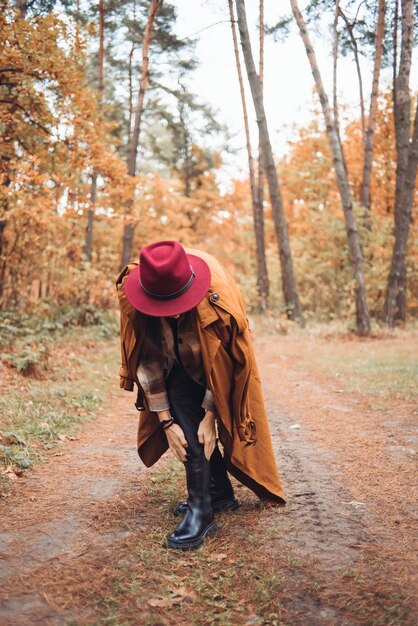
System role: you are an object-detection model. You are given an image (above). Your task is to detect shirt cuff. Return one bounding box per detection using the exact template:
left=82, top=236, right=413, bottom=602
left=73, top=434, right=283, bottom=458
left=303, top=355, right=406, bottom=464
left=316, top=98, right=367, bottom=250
left=144, top=390, right=171, bottom=413
left=202, top=389, right=215, bottom=412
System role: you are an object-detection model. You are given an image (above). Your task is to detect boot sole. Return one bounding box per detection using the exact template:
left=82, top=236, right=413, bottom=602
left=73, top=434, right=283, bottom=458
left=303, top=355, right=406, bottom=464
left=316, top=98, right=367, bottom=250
left=165, top=521, right=218, bottom=551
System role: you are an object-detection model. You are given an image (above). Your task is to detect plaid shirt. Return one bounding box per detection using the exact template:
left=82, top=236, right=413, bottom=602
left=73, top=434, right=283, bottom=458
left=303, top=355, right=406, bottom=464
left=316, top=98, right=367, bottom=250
left=136, top=311, right=215, bottom=414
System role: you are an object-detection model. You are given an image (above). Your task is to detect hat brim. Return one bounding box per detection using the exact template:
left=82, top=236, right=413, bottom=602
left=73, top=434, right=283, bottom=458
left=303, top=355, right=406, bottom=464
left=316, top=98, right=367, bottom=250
left=124, top=254, right=211, bottom=317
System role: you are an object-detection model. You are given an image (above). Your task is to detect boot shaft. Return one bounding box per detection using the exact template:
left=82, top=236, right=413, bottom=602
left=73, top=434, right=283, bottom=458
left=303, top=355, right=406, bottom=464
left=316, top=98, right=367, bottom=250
left=185, top=457, right=212, bottom=515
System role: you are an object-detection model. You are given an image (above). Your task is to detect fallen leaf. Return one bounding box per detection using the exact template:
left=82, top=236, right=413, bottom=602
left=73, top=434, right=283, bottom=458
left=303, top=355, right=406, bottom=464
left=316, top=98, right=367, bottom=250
left=172, top=586, right=198, bottom=603
left=208, top=552, right=227, bottom=562
left=2, top=432, right=27, bottom=446
left=1, top=466, right=18, bottom=480
left=40, top=422, right=50, bottom=430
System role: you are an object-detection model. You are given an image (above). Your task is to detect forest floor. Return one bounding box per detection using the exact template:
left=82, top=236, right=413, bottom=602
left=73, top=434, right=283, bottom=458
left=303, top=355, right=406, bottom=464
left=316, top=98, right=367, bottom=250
left=0, top=323, right=417, bottom=626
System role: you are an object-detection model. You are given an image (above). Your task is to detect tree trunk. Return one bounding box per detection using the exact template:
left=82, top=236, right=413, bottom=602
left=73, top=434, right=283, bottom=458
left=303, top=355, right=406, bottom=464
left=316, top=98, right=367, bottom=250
left=178, top=96, right=192, bottom=198
left=332, top=0, right=340, bottom=131
left=84, top=171, right=97, bottom=262
left=128, top=42, right=136, bottom=147
left=360, top=0, right=386, bottom=212
left=120, top=223, right=136, bottom=269
left=127, top=0, right=160, bottom=175
left=98, top=0, right=104, bottom=89
left=235, top=0, right=304, bottom=325
left=120, top=0, right=161, bottom=270
left=84, top=0, right=105, bottom=263
left=183, top=145, right=192, bottom=198
left=339, top=8, right=366, bottom=143
left=0, top=219, right=6, bottom=302
left=384, top=0, right=417, bottom=326
left=15, top=0, right=26, bottom=17
left=290, top=0, right=371, bottom=336
left=256, top=0, right=269, bottom=310
left=393, top=0, right=399, bottom=114
left=229, top=0, right=269, bottom=312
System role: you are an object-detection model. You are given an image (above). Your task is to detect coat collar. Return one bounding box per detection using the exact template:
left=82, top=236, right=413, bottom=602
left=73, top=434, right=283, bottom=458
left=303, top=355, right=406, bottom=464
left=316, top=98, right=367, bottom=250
left=196, top=293, right=219, bottom=328
left=196, top=291, right=247, bottom=333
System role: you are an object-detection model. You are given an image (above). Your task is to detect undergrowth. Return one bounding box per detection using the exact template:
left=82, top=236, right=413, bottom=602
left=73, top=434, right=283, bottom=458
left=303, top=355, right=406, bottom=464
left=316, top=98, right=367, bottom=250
left=0, top=302, right=118, bottom=376
left=0, top=304, right=119, bottom=491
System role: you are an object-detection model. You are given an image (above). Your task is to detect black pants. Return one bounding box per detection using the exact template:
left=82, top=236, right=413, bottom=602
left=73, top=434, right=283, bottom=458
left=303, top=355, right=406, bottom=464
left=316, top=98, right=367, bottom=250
left=166, top=363, right=207, bottom=461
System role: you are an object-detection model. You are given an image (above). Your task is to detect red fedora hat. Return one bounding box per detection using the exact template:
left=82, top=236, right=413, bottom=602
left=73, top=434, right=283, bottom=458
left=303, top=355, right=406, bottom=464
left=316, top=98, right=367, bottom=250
left=124, top=240, right=211, bottom=317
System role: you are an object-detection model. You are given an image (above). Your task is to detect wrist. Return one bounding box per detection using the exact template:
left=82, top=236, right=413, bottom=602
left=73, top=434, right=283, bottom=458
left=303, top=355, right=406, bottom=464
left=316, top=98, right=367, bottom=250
left=157, top=410, right=171, bottom=423
left=157, top=410, right=175, bottom=431
left=203, top=410, right=216, bottom=423
left=160, top=417, right=175, bottom=431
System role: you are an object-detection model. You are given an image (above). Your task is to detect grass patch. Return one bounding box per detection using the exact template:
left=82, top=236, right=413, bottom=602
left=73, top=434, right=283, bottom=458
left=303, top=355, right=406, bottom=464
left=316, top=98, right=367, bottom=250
left=92, top=461, right=291, bottom=626
left=0, top=325, right=119, bottom=490
left=304, top=340, right=418, bottom=400
left=257, top=317, right=418, bottom=402
left=0, top=303, right=118, bottom=376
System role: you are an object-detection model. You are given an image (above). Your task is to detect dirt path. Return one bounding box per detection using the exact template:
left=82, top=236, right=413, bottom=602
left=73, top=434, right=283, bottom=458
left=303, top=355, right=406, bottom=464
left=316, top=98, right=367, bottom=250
left=0, top=333, right=417, bottom=626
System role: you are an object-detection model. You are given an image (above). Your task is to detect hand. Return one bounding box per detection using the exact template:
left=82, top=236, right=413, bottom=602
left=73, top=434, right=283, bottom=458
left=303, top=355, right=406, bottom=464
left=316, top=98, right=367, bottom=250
left=165, top=423, right=188, bottom=463
left=198, top=411, right=216, bottom=461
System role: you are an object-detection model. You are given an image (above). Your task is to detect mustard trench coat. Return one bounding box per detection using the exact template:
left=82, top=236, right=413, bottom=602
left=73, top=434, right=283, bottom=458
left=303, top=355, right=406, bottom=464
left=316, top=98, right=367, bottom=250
left=116, top=248, right=285, bottom=505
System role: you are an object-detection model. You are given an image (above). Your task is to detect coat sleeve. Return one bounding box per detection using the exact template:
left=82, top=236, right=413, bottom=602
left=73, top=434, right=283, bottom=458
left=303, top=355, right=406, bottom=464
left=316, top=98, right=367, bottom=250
left=229, top=319, right=257, bottom=446
left=115, top=264, right=137, bottom=392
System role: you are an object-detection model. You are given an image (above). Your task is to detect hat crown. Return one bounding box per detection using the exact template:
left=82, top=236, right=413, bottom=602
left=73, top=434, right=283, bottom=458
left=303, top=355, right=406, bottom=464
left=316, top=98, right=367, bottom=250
left=139, top=241, right=192, bottom=297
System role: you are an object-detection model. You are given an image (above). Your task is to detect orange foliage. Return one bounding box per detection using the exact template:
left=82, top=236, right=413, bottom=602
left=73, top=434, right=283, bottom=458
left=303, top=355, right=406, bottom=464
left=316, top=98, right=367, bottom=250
left=0, top=5, right=128, bottom=308
left=0, top=1, right=416, bottom=321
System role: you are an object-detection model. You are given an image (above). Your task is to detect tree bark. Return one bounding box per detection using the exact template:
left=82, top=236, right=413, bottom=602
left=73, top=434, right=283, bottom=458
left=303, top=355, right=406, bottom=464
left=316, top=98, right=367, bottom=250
left=128, top=42, right=136, bottom=148
left=332, top=0, right=340, bottom=131
left=235, top=0, right=304, bottom=325
left=290, top=0, right=371, bottom=336
left=120, top=0, right=161, bottom=270
left=98, top=0, right=104, bottom=89
left=15, top=0, right=26, bottom=17
left=0, top=219, right=6, bottom=302
left=339, top=8, right=366, bottom=143
left=384, top=0, right=417, bottom=326
left=84, top=171, right=97, bottom=262
left=393, top=0, right=399, bottom=114
left=229, top=0, right=269, bottom=312
left=256, top=0, right=269, bottom=310
left=180, top=103, right=192, bottom=198
left=360, top=0, right=386, bottom=212
left=84, top=0, right=105, bottom=263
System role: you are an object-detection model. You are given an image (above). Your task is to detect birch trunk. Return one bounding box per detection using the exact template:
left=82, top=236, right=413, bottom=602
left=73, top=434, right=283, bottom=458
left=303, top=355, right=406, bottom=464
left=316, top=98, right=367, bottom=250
left=256, top=0, right=269, bottom=310
left=339, top=8, right=366, bottom=143
left=84, top=0, right=105, bottom=263
left=360, top=0, right=386, bottom=211
left=290, top=0, right=371, bottom=336
left=229, top=0, right=268, bottom=311
left=235, top=0, right=304, bottom=324
left=128, top=42, right=135, bottom=147
left=120, top=0, right=160, bottom=270
left=384, top=0, right=417, bottom=326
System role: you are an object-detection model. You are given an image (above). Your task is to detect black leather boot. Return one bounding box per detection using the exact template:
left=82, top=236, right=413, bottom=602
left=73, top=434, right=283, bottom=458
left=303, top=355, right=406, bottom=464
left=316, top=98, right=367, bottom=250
left=165, top=457, right=218, bottom=550
left=172, top=444, right=239, bottom=516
